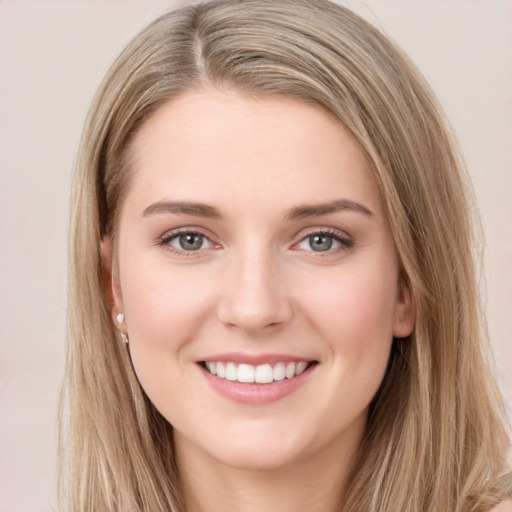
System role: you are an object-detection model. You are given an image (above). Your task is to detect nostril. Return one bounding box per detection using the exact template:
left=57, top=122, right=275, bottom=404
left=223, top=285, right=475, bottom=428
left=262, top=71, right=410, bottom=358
left=215, top=265, right=293, bottom=332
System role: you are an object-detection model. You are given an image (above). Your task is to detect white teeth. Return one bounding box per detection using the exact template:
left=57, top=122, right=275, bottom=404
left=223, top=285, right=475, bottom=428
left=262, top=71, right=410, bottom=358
left=204, top=360, right=312, bottom=383
left=225, top=362, right=237, bottom=381
left=255, top=364, right=273, bottom=384
left=237, top=363, right=255, bottom=383
left=273, top=362, right=286, bottom=381
left=285, top=362, right=295, bottom=379
left=216, top=362, right=226, bottom=378
left=295, top=361, right=308, bottom=375
left=206, top=361, right=217, bottom=375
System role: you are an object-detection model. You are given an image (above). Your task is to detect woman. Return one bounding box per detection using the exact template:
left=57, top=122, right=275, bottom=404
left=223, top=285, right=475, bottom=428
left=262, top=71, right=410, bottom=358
left=60, top=0, right=512, bottom=510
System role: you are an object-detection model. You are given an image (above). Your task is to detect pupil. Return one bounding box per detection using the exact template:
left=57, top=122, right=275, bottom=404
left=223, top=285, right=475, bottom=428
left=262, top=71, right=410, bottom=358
left=180, top=233, right=202, bottom=250
left=310, top=234, right=332, bottom=251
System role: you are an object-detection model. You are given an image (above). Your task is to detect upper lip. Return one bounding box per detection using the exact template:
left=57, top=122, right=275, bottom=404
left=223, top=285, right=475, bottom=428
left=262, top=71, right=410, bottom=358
left=198, top=352, right=315, bottom=366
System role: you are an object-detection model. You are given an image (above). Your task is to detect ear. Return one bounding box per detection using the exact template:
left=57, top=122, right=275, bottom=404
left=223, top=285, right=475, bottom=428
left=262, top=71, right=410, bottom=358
left=392, top=274, right=416, bottom=339
left=100, top=235, right=125, bottom=330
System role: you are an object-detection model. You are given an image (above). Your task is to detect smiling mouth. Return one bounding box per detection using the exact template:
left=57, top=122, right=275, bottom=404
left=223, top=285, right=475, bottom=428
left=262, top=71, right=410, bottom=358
left=200, top=361, right=317, bottom=384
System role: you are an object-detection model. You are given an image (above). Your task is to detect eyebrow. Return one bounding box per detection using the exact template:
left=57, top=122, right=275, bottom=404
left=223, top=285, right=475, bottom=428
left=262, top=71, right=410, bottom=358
left=142, top=201, right=222, bottom=218
left=141, top=198, right=373, bottom=220
left=284, top=199, right=374, bottom=220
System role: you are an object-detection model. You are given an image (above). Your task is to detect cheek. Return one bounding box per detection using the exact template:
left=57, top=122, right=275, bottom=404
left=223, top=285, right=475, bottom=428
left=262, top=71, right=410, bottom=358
left=122, top=250, right=217, bottom=327
left=298, top=260, right=398, bottom=345
left=295, top=258, right=397, bottom=398
left=119, top=258, right=216, bottom=386
left=296, top=265, right=396, bottom=421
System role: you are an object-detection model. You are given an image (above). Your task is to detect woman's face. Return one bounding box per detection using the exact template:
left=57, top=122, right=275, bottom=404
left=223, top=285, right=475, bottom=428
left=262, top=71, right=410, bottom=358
left=107, top=90, right=414, bottom=470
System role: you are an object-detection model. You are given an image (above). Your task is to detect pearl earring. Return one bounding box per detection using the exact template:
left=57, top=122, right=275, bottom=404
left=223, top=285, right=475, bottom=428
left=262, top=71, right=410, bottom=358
left=115, top=313, right=128, bottom=343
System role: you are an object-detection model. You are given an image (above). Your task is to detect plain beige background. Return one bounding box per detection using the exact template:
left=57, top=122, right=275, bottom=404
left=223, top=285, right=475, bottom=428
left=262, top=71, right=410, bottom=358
left=0, top=1, right=510, bottom=510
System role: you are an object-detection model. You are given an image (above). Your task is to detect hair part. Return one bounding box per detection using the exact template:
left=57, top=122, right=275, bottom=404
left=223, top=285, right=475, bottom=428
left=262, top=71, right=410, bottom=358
left=61, top=1, right=512, bottom=510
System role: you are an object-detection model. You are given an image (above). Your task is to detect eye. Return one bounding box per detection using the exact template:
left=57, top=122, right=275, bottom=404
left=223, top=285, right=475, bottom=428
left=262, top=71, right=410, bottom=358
left=296, top=230, right=353, bottom=253
left=164, top=231, right=215, bottom=252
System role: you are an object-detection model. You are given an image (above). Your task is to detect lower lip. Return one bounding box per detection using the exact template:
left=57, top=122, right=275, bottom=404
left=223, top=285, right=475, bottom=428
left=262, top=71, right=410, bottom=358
left=199, top=363, right=316, bottom=405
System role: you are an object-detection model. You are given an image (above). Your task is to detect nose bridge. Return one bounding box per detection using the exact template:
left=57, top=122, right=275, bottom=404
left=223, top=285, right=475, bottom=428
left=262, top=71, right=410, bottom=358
left=217, top=241, right=292, bottom=332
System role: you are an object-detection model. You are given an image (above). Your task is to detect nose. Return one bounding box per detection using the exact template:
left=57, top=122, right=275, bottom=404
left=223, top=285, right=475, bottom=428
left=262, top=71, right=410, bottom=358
left=216, top=248, right=293, bottom=333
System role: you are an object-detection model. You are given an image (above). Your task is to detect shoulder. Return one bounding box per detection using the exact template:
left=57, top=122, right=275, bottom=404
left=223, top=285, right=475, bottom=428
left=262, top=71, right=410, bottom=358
left=490, top=499, right=512, bottom=512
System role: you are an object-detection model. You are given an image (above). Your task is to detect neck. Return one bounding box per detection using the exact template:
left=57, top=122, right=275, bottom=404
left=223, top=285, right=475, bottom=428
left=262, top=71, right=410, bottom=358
left=175, top=428, right=362, bottom=512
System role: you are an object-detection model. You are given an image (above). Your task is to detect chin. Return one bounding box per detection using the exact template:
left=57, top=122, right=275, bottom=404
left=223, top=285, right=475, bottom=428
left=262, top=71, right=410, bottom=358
left=211, top=441, right=306, bottom=471
left=175, top=420, right=313, bottom=472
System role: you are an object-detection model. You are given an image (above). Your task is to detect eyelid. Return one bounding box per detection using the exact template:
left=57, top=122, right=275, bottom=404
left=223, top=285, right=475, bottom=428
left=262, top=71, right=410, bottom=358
left=157, top=226, right=221, bottom=254
left=155, top=225, right=353, bottom=255
left=292, top=226, right=354, bottom=252
left=169, top=233, right=215, bottom=250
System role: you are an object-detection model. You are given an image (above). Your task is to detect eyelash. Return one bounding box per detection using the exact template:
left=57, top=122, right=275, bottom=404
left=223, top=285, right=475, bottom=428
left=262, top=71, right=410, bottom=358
left=158, top=228, right=217, bottom=256
left=295, top=227, right=354, bottom=254
left=157, top=227, right=354, bottom=256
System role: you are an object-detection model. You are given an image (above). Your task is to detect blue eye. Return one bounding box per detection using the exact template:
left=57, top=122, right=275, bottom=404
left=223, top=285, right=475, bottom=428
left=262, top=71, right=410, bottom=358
left=167, top=232, right=214, bottom=251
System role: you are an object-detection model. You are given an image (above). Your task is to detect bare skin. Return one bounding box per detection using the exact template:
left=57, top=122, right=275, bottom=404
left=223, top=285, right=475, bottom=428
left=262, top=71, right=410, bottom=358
left=176, top=427, right=359, bottom=512
left=492, top=500, right=512, bottom=512
left=105, top=90, right=415, bottom=512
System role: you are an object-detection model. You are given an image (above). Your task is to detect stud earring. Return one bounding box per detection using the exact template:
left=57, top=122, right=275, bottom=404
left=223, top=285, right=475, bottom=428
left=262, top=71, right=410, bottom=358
left=115, top=313, right=128, bottom=343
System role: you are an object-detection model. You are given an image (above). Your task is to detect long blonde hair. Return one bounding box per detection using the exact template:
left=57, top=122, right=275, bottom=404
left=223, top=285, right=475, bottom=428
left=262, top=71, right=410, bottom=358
left=60, top=1, right=511, bottom=510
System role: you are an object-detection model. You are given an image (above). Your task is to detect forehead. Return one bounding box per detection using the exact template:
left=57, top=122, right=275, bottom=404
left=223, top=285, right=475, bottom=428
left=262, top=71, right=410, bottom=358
left=124, top=90, right=382, bottom=218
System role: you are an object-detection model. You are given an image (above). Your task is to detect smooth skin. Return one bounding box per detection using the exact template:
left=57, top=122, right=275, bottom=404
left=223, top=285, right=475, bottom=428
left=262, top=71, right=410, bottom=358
left=103, top=90, right=416, bottom=512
